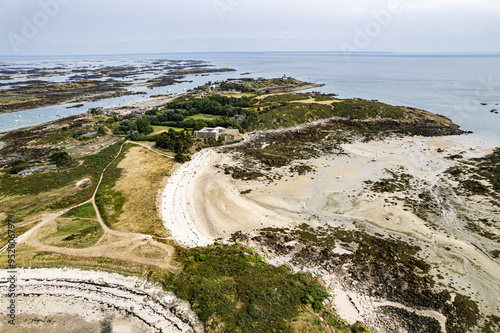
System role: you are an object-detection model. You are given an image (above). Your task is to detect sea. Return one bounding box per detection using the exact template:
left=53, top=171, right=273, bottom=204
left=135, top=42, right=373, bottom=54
left=1, top=52, right=499, bottom=146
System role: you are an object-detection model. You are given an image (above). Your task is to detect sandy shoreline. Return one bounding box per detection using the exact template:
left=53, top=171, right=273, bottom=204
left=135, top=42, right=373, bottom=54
left=161, top=149, right=214, bottom=247
left=0, top=268, right=203, bottom=332
left=160, top=133, right=499, bottom=328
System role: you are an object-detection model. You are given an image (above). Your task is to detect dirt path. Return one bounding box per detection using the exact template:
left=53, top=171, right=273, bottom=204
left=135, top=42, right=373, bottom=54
left=128, top=141, right=174, bottom=159
left=3, top=140, right=178, bottom=271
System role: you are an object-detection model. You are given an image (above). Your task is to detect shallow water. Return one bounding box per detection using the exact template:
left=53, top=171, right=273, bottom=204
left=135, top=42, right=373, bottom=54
left=1, top=52, right=499, bottom=145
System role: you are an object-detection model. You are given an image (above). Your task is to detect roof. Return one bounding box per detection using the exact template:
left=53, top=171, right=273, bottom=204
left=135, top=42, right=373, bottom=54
left=19, top=165, right=57, bottom=175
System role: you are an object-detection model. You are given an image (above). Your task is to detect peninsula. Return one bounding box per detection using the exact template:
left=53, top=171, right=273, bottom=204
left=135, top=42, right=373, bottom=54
left=0, top=77, right=498, bottom=333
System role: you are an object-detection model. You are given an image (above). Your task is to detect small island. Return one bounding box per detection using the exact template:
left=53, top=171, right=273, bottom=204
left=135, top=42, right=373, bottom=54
left=0, top=77, right=498, bottom=333
left=0, top=59, right=237, bottom=114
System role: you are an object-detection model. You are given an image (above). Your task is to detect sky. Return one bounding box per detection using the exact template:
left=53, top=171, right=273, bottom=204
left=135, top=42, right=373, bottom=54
left=0, top=0, right=499, bottom=56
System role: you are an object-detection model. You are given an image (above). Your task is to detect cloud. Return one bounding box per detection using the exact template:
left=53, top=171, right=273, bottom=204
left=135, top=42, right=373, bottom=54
left=0, top=0, right=498, bottom=55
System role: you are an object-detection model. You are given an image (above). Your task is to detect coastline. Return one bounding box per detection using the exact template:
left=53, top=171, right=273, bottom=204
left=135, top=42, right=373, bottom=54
left=0, top=93, right=184, bottom=135
left=160, top=132, right=500, bottom=329
left=0, top=268, right=203, bottom=332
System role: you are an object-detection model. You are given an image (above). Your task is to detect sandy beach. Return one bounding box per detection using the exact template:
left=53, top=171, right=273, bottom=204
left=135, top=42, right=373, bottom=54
left=161, top=149, right=214, bottom=248
left=160, top=133, right=500, bottom=327
left=0, top=268, right=203, bottom=332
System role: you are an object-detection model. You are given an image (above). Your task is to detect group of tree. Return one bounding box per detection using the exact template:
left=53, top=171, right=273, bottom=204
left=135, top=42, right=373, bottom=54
left=113, top=117, right=153, bottom=139
left=8, top=159, right=27, bottom=174
left=144, top=95, right=257, bottom=131
left=50, top=151, right=72, bottom=167
left=218, top=81, right=255, bottom=92
left=155, top=129, right=194, bottom=155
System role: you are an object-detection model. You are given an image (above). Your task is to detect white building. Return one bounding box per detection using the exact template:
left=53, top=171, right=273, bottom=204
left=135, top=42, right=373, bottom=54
left=193, top=127, right=240, bottom=141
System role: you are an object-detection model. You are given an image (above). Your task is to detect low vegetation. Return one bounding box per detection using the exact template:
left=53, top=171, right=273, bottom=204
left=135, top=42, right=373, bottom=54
left=62, top=202, right=97, bottom=219
left=104, top=145, right=173, bottom=236
left=0, top=249, right=150, bottom=276
left=250, top=224, right=481, bottom=333
left=41, top=218, right=103, bottom=249
left=1, top=82, right=485, bottom=331
left=165, top=244, right=334, bottom=333
left=94, top=144, right=131, bottom=229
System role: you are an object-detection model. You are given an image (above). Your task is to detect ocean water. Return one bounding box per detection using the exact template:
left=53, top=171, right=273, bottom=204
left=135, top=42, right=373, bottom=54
left=1, top=52, right=499, bottom=145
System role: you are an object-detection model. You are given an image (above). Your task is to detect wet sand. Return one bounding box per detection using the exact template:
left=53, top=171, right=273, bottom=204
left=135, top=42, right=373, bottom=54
left=161, top=134, right=499, bottom=326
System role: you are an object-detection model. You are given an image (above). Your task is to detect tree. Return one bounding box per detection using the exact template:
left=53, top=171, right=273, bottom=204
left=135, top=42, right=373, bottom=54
left=174, top=153, right=191, bottom=163
left=113, top=119, right=137, bottom=134
left=73, top=129, right=87, bottom=138
left=50, top=151, right=72, bottom=167
left=127, top=130, right=142, bottom=141
left=135, top=117, right=153, bottom=134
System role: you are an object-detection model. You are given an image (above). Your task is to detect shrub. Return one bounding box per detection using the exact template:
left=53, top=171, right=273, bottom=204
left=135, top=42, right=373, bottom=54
left=49, top=151, right=72, bottom=167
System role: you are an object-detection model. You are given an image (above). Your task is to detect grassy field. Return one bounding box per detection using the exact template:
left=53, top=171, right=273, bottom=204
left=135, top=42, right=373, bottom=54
left=0, top=184, right=81, bottom=239
left=40, top=217, right=103, bottom=249
left=0, top=220, right=42, bottom=248
left=330, top=99, right=412, bottom=120
left=164, top=244, right=345, bottom=333
left=94, top=144, right=131, bottom=229
left=258, top=93, right=313, bottom=103
left=185, top=113, right=218, bottom=121
left=61, top=202, right=97, bottom=219
left=0, top=140, right=123, bottom=200
left=151, top=125, right=184, bottom=135
left=251, top=103, right=335, bottom=130
left=227, top=92, right=258, bottom=98
left=97, top=144, right=173, bottom=236
left=0, top=246, right=153, bottom=276
left=0, top=140, right=124, bottom=248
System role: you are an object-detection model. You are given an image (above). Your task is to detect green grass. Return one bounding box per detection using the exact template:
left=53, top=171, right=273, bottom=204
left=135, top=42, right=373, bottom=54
left=164, top=244, right=330, bottom=333
left=252, top=103, right=334, bottom=130
left=0, top=250, right=152, bottom=277
left=229, top=92, right=258, bottom=98
left=35, top=130, right=76, bottom=145
left=248, top=98, right=420, bottom=131
left=260, top=93, right=312, bottom=103
left=0, top=140, right=124, bottom=211
left=62, top=202, right=96, bottom=219
left=94, top=144, right=131, bottom=228
left=43, top=218, right=103, bottom=248
left=0, top=220, right=42, bottom=248
left=331, top=99, right=411, bottom=120
left=185, top=113, right=218, bottom=121
left=151, top=125, right=184, bottom=134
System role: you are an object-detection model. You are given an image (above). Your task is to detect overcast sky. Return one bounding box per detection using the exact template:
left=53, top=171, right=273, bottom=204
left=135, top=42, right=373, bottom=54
left=0, top=0, right=499, bottom=55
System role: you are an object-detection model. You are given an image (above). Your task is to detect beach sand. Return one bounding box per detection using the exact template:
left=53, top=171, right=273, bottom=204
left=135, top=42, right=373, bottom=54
left=161, top=134, right=499, bottom=326
left=0, top=268, right=203, bottom=332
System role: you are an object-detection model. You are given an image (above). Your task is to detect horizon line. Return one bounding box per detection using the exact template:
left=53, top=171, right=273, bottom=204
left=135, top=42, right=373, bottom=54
left=2, top=51, right=500, bottom=58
